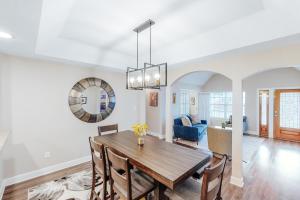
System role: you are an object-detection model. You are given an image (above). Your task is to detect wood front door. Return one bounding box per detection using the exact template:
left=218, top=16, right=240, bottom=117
left=259, top=90, right=269, bottom=138
left=274, top=89, right=300, bottom=142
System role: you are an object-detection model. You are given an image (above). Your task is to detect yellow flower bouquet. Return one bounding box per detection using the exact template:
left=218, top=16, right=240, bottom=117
left=132, top=123, right=149, bottom=146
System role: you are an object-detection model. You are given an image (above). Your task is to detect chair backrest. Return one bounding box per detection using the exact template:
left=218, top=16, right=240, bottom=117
left=105, top=147, right=131, bottom=200
left=89, top=137, right=107, bottom=180
left=201, top=155, right=227, bottom=200
left=98, top=124, right=118, bottom=136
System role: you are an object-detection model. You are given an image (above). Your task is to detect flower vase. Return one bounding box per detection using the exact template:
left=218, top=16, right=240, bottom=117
left=137, top=136, right=145, bottom=146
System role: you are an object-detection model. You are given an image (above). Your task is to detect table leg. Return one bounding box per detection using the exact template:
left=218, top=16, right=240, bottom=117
left=154, top=182, right=168, bottom=200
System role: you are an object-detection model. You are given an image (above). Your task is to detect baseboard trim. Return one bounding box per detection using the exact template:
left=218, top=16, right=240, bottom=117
left=0, top=181, right=5, bottom=200
left=245, top=130, right=258, bottom=136
left=148, top=131, right=165, bottom=139
left=0, top=155, right=91, bottom=199
left=230, top=176, right=244, bottom=187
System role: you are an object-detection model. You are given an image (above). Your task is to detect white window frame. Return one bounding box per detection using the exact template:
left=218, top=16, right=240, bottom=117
left=209, top=92, right=246, bottom=119
left=180, top=89, right=190, bottom=115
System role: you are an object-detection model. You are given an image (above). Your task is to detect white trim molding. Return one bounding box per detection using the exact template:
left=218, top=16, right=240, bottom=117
left=148, top=131, right=165, bottom=139
left=230, top=176, right=244, bottom=187
left=0, top=156, right=91, bottom=199
left=245, top=130, right=257, bottom=136
left=0, top=180, right=5, bottom=200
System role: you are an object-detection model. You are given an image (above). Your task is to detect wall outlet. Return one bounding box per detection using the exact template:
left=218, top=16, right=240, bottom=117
left=44, top=152, right=51, bottom=158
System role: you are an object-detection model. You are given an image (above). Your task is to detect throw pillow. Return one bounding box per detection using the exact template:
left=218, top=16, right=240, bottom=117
left=181, top=116, right=192, bottom=127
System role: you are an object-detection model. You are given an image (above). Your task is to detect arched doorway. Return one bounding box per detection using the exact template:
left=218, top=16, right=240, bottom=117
left=165, top=69, right=245, bottom=187
left=169, top=71, right=233, bottom=146
left=240, top=66, right=300, bottom=197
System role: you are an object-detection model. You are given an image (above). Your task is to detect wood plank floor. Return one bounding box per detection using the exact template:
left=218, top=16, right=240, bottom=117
left=2, top=137, right=300, bottom=200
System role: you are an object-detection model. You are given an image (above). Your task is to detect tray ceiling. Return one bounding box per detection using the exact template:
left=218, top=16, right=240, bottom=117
left=1, top=0, right=300, bottom=70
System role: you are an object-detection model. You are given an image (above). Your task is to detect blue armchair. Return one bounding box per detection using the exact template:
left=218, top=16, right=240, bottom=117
left=173, top=116, right=208, bottom=143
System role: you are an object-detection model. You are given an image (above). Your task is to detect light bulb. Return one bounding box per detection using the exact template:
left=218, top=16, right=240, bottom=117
left=0, top=31, right=13, bottom=39
left=154, top=73, right=160, bottom=80
left=145, top=75, right=150, bottom=82
left=129, top=77, right=135, bottom=83
left=137, top=76, right=143, bottom=83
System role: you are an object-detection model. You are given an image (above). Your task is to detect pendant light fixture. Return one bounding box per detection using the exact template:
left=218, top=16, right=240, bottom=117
left=126, top=19, right=167, bottom=90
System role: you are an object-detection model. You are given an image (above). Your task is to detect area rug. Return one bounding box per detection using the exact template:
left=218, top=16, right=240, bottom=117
left=28, top=170, right=104, bottom=200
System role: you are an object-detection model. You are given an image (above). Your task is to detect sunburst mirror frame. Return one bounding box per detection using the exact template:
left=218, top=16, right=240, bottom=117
left=68, top=77, right=116, bottom=123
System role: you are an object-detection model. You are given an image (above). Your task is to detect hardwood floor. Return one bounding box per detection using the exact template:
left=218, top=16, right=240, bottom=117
left=221, top=138, right=300, bottom=200
left=2, top=137, right=300, bottom=200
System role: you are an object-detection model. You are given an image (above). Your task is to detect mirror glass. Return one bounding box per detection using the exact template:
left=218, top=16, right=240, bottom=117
left=68, top=77, right=116, bottom=123
left=81, top=86, right=109, bottom=114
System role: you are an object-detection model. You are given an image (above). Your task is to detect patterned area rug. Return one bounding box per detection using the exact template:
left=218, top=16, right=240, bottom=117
left=28, top=170, right=104, bottom=200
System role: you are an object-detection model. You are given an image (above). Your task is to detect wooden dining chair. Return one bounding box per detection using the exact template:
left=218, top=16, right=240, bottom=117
left=98, top=124, right=118, bottom=136
left=164, top=155, right=227, bottom=200
left=105, top=147, right=156, bottom=200
left=89, top=137, right=109, bottom=200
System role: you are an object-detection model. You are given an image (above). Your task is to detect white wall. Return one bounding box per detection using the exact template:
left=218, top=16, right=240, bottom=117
left=0, top=55, right=141, bottom=179
left=200, top=68, right=300, bottom=133
left=0, top=55, right=11, bottom=132
left=243, top=67, right=300, bottom=134
left=171, top=82, right=201, bottom=118
left=202, top=74, right=232, bottom=92
left=145, top=88, right=166, bottom=138
left=165, top=43, right=300, bottom=187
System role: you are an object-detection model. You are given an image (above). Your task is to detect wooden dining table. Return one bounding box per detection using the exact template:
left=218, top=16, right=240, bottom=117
left=94, top=130, right=212, bottom=199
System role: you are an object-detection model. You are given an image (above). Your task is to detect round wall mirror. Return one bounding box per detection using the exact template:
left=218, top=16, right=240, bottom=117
left=68, top=77, right=116, bottom=123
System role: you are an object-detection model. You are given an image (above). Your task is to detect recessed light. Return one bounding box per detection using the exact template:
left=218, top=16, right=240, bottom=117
left=0, top=31, right=13, bottom=39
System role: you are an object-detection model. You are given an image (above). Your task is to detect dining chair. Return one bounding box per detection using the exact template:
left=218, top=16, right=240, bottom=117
left=164, top=155, right=227, bottom=200
left=98, top=124, right=118, bottom=136
left=105, top=147, right=156, bottom=200
left=89, top=137, right=109, bottom=200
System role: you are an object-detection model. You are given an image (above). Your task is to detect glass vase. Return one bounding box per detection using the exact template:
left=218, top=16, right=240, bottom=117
left=137, top=136, right=145, bottom=146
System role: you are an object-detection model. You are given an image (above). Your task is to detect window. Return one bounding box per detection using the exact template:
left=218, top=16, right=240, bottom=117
left=210, top=92, right=232, bottom=119
left=209, top=92, right=246, bottom=119
left=180, top=89, right=189, bottom=115
left=280, top=92, right=300, bottom=129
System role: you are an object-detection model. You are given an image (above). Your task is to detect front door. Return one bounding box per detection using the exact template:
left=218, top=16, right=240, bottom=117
left=259, top=90, right=269, bottom=138
left=274, top=89, right=300, bottom=142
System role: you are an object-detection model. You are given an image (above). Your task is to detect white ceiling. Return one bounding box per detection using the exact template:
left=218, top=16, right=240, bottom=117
left=177, top=71, right=214, bottom=86
left=1, top=0, right=300, bottom=70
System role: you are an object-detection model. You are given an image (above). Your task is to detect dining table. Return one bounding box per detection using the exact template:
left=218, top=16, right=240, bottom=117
left=94, top=130, right=212, bottom=200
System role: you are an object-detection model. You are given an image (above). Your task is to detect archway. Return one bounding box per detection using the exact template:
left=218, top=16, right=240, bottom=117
left=165, top=69, right=245, bottom=187
left=170, top=70, right=232, bottom=141
left=240, top=66, right=300, bottom=195
left=163, top=43, right=300, bottom=189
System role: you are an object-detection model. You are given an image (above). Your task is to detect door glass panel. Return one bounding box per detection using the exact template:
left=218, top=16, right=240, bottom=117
left=280, top=92, right=300, bottom=129
left=261, top=93, right=268, bottom=125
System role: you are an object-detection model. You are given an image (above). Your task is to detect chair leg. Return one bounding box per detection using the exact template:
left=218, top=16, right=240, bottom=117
left=110, top=180, right=114, bottom=200
left=216, top=196, right=222, bottom=200
left=102, top=180, right=107, bottom=200
left=90, top=168, right=96, bottom=200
